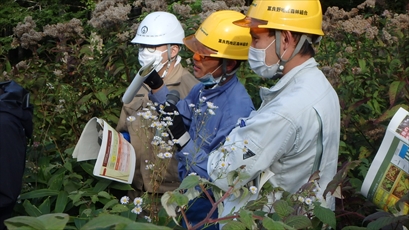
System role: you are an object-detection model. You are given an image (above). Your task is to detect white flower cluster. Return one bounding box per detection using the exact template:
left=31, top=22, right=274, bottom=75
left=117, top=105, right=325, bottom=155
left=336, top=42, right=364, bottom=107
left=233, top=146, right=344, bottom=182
left=120, top=196, right=144, bottom=215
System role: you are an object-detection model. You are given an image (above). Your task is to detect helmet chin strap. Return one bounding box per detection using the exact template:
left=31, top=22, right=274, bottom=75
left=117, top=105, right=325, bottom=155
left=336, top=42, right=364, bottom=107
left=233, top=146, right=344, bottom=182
left=217, top=60, right=238, bottom=86
left=160, top=44, right=175, bottom=78
left=273, top=31, right=310, bottom=79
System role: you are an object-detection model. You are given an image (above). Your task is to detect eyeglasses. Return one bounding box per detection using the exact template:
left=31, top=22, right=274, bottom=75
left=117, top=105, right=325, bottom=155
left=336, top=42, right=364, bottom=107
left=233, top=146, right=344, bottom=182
left=138, top=45, right=157, bottom=53
left=193, top=52, right=214, bottom=61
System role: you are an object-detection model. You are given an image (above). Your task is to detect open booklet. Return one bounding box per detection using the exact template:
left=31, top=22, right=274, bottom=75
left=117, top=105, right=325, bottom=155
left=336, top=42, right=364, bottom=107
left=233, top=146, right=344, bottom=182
left=72, top=117, right=135, bottom=184
left=361, top=107, right=409, bottom=215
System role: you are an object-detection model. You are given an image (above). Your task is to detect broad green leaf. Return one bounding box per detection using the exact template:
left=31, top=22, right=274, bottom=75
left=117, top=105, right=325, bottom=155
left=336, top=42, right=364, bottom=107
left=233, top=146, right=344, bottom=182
left=375, top=104, right=409, bottom=124
left=110, top=204, right=129, bottom=213
left=367, top=215, right=409, bottom=230
left=284, top=215, right=311, bottom=229
left=109, top=182, right=133, bottom=190
left=388, top=81, right=405, bottom=106
left=37, top=213, right=69, bottom=230
left=262, top=217, right=285, bottom=230
left=124, top=222, right=172, bottom=229
left=314, top=205, right=336, bottom=229
left=64, top=161, right=73, bottom=172
left=272, top=200, right=294, bottom=219
left=178, top=175, right=200, bottom=189
left=239, top=209, right=254, bottom=229
left=80, top=214, right=133, bottom=229
left=172, top=192, right=189, bottom=206
left=222, top=220, right=247, bottom=230
left=342, top=227, right=367, bottom=230
left=103, top=199, right=119, bottom=211
left=93, top=179, right=112, bottom=192
left=95, top=91, right=108, bottom=105
left=38, top=197, right=51, bottom=214
left=358, top=59, right=366, bottom=73
left=161, top=192, right=178, bottom=217
left=55, top=191, right=68, bottom=213
left=97, top=191, right=112, bottom=199
left=22, top=200, right=42, bottom=217
left=4, top=216, right=45, bottom=230
left=77, top=93, right=93, bottom=105
left=48, top=172, right=64, bottom=191
left=20, top=189, right=59, bottom=200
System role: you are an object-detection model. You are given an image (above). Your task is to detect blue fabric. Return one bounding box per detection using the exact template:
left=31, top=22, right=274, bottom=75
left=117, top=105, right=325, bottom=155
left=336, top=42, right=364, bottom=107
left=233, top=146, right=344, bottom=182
left=181, top=195, right=219, bottom=230
left=150, top=76, right=254, bottom=179
left=149, top=76, right=254, bottom=229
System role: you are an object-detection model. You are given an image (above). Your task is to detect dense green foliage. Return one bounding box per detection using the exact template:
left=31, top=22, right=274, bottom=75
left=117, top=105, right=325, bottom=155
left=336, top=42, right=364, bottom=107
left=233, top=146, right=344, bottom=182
left=1, top=0, right=409, bottom=229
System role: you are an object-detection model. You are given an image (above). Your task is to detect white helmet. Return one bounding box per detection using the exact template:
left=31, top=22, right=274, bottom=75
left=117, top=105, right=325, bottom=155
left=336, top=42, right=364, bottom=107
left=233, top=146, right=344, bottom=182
left=131, top=11, right=184, bottom=45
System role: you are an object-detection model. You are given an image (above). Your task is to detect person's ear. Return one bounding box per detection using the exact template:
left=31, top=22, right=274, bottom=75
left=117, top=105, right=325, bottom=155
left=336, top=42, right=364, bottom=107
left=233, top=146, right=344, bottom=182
left=226, top=60, right=238, bottom=72
left=281, top=30, right=293, bottom=50
left=170, top=45, right=180, bottom=58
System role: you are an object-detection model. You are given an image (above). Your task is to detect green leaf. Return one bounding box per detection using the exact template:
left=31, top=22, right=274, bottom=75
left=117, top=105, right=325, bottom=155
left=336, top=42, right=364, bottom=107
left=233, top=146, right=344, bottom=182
left=38, top=213, right=69, bottom=230
left=54, top=191, right=69, bottom=213
left=110, top=204, right=129, bottom=213
left=284, top=215, right=311, bottom=229
left=262, top=217, right=285, bottom=230
left=80, top=214, right=133, bottom=229
left=239, top=209, right=254, bottom=229
left=22, top=200, right=42, bottom=217
left=123, top=222, right=173, bottom=229
left=38, top=197, right=51, bottom=214
left=223, top=220, right=247, bottom=230
left=172, top=192, right=189, bottom=206
left=272, top=200, right=294, bottom=219
left=341, top=227, right=367, bottom=230
left=93, top=179, right=112, bottom=192
left=314, top=205, right=336, bottom=229
left=109, top=182, right=133, bottom=190
left=97, top=191, right=112, bottom=199
left=4, top=216, right=45, bottom=230
left=64, top=161, right=73, bottom=172
left=103, top=199, right=119, bottom=211
left=20, top=189, right=59, bottom=200
left=95, top=91, right=108, bottom=105
left=374, top=104, right=409, bottom=124
left=48, top=172, right=64, bottom=191
left=358, top=59, right=366, bottom=73
left=178, top=175, right=200, bottom=189
left=388, top=81, right=405, bottom=106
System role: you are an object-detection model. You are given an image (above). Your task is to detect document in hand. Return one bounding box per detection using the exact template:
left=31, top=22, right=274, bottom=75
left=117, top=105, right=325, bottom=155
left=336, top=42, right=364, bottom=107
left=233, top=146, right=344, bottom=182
left=361, top=107, right=409, bottom=214
left=73, top=117, right=135, bottom=184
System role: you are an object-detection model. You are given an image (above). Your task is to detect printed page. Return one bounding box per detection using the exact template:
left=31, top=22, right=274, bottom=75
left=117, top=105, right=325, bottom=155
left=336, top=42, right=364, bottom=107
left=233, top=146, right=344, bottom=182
left=361, top=107, right=409, bottom=214
left=73, top=117, right=135, bottom=184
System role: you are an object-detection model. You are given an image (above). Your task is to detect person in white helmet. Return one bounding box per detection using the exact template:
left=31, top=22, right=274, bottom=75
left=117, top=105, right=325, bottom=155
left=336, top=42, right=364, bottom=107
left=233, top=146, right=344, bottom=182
left=115, top=11, right=198, bottom=214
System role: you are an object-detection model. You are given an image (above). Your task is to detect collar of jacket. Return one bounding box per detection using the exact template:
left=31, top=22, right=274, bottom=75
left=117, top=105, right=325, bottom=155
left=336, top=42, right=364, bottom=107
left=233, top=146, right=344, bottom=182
left=259, top=58, right=318, bottom=101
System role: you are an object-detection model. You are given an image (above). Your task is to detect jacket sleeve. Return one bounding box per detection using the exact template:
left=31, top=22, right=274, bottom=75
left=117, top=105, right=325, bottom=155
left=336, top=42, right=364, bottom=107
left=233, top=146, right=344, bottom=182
left=207, top=112, right=296, bottom=192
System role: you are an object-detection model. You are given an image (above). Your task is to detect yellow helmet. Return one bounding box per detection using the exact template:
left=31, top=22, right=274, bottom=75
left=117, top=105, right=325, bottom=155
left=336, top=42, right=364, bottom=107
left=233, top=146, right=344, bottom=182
left=183, top=10, right=251, bottom=60
left=234, top=0, right=324, bottom=36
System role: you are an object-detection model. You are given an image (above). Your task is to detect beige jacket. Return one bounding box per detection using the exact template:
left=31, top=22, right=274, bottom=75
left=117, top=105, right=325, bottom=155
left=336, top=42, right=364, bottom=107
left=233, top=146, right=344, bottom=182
left=116, top=64, right=197, bottom=194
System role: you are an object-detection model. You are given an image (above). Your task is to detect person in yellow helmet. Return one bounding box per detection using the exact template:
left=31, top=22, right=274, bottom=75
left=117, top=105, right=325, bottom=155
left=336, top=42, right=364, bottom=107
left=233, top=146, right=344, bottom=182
left=208, top=0, right=341, bottom=218
left=143, top=10, right=254, bottom=229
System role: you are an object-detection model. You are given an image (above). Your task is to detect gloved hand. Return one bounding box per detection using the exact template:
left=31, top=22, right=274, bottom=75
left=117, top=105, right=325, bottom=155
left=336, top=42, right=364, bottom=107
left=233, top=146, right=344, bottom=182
left=158, top=102, right=190, bottom=149
left=144, top=70, right=163, bottom=90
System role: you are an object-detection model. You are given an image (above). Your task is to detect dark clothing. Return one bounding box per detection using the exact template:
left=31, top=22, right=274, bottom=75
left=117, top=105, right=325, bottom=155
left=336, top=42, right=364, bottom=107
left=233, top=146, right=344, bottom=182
left=0, top=81, right=33, bottom=230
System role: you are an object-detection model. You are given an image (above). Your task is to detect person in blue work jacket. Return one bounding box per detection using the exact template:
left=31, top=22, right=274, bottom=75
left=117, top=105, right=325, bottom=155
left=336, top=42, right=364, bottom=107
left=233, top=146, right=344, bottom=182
left=143, top=10, right=254, bottom=230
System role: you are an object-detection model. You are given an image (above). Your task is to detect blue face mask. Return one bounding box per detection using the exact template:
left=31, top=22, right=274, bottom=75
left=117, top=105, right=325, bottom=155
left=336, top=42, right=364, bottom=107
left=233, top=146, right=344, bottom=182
left=199, top=65, right=222, bottom=86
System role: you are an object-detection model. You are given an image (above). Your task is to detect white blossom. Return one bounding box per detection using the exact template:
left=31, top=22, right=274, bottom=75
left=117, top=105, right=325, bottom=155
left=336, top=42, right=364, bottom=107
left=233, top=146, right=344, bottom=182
left=120, top=196, right=130, bottom=204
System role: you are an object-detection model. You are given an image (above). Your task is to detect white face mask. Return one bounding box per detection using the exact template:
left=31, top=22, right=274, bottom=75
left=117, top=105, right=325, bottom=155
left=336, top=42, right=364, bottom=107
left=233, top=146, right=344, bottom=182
left=138, top=49, right=167, bottom=72
left=198, top=65, right=222, bottom=86
left=248, top=39, right=285, bottom=79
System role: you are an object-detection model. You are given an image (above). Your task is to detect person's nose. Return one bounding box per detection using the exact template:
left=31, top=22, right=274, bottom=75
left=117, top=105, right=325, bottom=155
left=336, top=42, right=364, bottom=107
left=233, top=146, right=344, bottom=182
left=193, top=52, right=202, bottom=61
